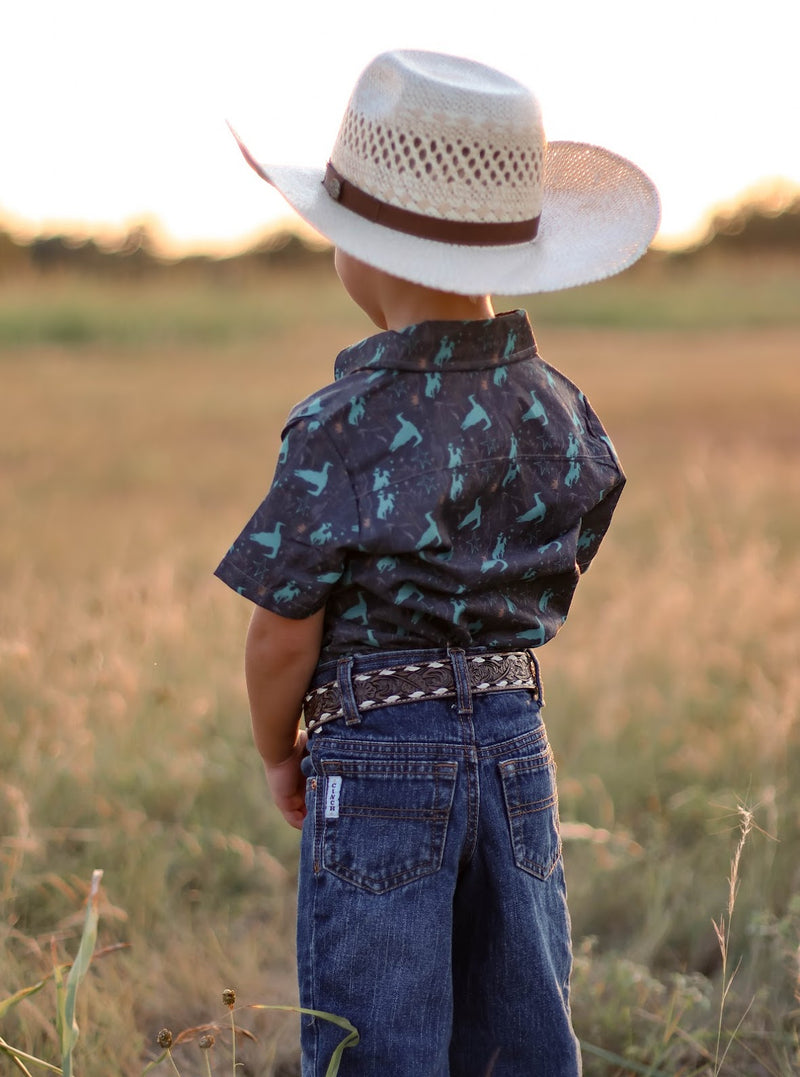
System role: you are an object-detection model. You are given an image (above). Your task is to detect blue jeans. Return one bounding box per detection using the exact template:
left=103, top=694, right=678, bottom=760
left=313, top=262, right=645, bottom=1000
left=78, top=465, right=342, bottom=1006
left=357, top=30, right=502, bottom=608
left=297, top=647, right=581, bottom=1076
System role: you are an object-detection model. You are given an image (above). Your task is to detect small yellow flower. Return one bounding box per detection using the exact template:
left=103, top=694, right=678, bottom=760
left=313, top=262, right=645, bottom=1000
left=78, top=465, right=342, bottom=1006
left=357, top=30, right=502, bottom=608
left=156, top=1028, right=174, bottom=1049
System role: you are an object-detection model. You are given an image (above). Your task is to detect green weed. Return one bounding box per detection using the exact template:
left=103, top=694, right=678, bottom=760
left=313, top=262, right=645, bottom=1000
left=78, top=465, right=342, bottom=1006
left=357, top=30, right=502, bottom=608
left=145, top=991, right=358, bottom=1077
left=1, top=871, right=104, bottom=1075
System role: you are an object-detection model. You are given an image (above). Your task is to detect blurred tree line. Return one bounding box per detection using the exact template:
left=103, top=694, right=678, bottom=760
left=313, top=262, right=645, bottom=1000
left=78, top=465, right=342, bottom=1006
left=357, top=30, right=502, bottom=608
left=0, top=224, right=333, bottom=282
left=699, top=186, right=800, bottom=254
left=1, top=185, right=799, bottom=282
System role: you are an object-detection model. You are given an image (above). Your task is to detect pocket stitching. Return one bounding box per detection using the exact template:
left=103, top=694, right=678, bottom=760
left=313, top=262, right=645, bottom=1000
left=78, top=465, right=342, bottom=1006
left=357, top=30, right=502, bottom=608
left=499, top=755, right=562, bottom=881
left=319, top=760, right=457, bottom=893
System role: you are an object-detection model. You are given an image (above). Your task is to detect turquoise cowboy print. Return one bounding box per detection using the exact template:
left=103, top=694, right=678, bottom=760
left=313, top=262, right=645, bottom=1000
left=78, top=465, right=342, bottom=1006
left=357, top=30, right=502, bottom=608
left=215, top=310, right=625, bottom=660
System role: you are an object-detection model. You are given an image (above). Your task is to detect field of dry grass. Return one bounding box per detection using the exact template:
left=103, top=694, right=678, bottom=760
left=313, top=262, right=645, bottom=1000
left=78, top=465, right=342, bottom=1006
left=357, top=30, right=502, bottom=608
left=1, top=260, right=798, bottom=1075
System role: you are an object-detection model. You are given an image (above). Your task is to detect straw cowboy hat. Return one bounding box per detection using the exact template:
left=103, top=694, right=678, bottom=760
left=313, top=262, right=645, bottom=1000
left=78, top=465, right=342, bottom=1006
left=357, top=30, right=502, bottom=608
left=230, top=49, right=661, bottom=295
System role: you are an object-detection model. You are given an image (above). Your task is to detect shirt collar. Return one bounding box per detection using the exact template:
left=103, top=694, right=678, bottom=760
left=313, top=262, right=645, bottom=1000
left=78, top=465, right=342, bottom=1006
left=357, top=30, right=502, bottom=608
left=334, top=309, right=537, bottom=379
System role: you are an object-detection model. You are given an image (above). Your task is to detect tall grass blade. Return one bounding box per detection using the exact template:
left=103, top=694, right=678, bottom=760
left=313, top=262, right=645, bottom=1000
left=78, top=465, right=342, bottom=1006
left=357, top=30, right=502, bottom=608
left=57, top=869, right=103, bottom=1077
left=1, top=944, right=127, bottom=1071
left=0, top=1035, right=62, bottom=1074
left=228, top=1007, right=235, bottom=1077
left=713, top=806, right=754, bottom=1075
left=52, top=944, right=66, bottom=1067
left=0, top=1036, right=35, bottom=1076
left=248, top=1005, right=359, bottom=1077
left=143, top=1006, right=358, bottom=1076
left=0, top=980, right=51, bottom=1021
left=580, top=1040, right=674, bottom=1076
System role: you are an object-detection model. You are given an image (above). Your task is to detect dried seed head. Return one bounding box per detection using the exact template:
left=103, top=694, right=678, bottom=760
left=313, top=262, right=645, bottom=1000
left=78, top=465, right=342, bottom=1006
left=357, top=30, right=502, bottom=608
left=156, top=1028, right=174, bottom=1049
left=199, top=1034, right=215, bottom=1050
left=222, top=988, right=236, bottom=1009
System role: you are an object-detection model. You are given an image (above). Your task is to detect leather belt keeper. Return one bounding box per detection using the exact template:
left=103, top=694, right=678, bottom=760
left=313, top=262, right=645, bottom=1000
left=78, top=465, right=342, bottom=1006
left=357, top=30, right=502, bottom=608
left=303, top=650, right=539, bottom=731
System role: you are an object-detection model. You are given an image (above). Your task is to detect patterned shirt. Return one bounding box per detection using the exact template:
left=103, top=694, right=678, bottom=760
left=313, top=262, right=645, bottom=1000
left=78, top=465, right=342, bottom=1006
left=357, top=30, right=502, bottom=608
left=215, top=309, right=625, bottom=661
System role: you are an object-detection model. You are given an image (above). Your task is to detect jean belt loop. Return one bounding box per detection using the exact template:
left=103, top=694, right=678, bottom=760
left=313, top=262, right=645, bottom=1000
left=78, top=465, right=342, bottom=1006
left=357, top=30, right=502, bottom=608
left=447, top=646, right=473, bottom=717
left=526, top=648, right=545, bottom=706
left=336, top=656, right=361, bottom=726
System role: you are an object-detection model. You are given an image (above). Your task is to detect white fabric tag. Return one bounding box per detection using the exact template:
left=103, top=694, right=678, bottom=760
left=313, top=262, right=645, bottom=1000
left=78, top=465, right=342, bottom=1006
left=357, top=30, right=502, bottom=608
left=325, top=776, right=342, bottom=819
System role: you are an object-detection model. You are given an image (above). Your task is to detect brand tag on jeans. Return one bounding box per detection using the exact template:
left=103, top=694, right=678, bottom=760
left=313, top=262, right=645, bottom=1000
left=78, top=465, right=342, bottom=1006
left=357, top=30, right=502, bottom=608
left=325, top=776, right=342, bottom=819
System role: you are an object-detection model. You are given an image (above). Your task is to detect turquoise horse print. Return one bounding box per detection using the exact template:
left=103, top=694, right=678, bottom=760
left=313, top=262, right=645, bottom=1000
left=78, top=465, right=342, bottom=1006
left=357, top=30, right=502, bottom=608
left=569, top=397, right=586, bottom=433
left=249, top=521, right=283, bottom=559
left=516, top=493, right=546, bottom=524
left=396, top=581, right=425, bottom=604
left=448, top=442, right=465, bottom=499
left=433, top=337, right=454, bottom=365
left=458, top=498, right=482, bottom=531
left=295, top=460, right=332, bottom=496
left=342, top=592, right=369, bottom=624
left=450, top=597, right=467, bottom=625
left=518, top=621, right=547, bottom=646
left=481, top=533, right=509, bottom=573
left=416, top=512, right=443, bottom=550
left=565, top=460, right=582, bottom=488
left=502, top=433, right=520, bottom=487
left=462, top=395, right=492, bottom=432
left=450, top=471, right=465, bottom=499
left=310, top=521, right=333, bottom=545
left=577, top=529, right=597, bottom=552
left=373, top=467, right=391, bottom=491
left=390, top=414, right=423, bottom=451
left=273, top=580, right=301, bottom=604
left=522, top=391, right=548, bottom=426
left=377, top=490, right=395, bottom=519
left=348, top=397, right=366, bottom=425
left=425, top=372, right=442, bottom=398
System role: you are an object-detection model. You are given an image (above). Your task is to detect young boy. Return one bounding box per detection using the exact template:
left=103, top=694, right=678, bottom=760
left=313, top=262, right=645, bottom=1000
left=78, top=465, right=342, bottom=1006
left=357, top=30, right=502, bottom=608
left=215, top=50, right=660, bottom=1076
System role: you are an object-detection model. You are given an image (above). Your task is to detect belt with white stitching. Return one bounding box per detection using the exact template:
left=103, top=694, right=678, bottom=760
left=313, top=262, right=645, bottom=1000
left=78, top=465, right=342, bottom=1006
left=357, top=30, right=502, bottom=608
left=303, top=650, right=540, bottom=731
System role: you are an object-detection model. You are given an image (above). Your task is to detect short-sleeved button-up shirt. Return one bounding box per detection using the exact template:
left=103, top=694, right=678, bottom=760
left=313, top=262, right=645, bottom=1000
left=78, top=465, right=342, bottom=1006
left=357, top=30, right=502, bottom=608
left=215, top=309, right=624, bottom=661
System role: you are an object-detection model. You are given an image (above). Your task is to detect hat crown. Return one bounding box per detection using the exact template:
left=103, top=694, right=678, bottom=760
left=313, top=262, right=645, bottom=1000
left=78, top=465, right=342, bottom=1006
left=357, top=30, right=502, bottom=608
left=330, top=50, right=545, bottom=225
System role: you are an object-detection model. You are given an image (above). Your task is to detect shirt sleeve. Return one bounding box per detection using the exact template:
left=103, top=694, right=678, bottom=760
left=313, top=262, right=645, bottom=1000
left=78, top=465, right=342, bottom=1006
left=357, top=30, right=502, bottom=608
left=575, top=396, right=626, bottom=574
left=214, top=416, right=359, bottom=617
left=575, top=475, right=625, bottom=573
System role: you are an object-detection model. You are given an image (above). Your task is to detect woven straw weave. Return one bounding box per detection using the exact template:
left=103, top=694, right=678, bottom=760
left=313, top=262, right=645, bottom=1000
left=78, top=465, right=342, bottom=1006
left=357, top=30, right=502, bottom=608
left=331, top=53, right=544, bottom=223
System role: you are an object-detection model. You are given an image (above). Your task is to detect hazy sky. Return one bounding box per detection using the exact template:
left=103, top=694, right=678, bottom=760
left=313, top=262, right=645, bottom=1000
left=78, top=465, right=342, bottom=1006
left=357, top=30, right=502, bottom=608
left=3, top=0, right=799, bottom=254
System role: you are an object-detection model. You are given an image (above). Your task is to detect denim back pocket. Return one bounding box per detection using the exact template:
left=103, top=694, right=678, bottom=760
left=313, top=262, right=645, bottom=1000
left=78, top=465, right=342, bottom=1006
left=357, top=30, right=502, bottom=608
left=319, top=758, right=457, bottom=894
left=498, top=749, right=561, bottom=880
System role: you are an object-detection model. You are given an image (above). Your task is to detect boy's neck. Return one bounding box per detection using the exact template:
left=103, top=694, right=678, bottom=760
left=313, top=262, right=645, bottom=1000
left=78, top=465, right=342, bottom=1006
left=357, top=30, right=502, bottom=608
left=334, top=249, right=495, bottom=331
left=382, top=290, right=495, bottom=331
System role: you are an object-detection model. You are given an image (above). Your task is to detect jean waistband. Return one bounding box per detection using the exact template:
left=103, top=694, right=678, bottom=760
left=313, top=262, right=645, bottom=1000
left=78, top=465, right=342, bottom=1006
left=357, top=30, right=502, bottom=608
left=303, top=647, right=542, bottom=732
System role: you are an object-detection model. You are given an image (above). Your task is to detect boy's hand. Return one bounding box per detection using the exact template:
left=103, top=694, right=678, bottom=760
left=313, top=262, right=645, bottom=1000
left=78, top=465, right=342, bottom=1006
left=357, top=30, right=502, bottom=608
left=243, top=605, right=324, bottom=830
left=264, top=730, right=309, bottom=830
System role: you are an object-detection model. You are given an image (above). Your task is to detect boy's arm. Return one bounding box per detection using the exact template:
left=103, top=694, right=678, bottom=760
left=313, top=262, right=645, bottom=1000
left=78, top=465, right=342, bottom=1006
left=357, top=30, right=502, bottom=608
left=244, top=604, right=325, bottom=829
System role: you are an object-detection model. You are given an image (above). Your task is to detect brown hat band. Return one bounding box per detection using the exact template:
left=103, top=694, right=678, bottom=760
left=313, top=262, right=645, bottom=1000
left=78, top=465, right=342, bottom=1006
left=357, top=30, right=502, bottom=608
left=322, top=162, right=540, bottom=247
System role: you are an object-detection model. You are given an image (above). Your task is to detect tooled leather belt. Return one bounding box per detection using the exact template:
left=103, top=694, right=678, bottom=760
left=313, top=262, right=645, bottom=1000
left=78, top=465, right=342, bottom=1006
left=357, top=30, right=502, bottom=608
left=303, top=650, right=540, bottom=731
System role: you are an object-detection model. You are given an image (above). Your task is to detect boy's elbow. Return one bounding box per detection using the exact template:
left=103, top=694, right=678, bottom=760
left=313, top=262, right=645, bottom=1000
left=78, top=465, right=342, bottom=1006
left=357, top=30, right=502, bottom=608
left=245, top=604, right=325, bottom=667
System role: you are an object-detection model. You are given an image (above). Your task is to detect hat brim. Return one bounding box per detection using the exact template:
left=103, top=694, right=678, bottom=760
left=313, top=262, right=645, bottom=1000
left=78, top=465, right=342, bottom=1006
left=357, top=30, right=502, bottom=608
left=236, top=136, right=660, bottom=295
